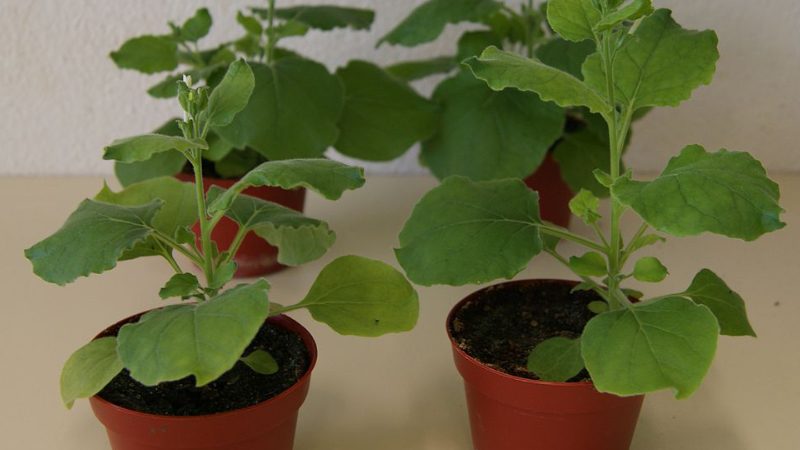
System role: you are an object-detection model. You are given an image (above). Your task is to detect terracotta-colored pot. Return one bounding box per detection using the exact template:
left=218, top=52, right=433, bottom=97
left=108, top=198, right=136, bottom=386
left=89, top=313, right=317, bottom=450
left=523, top=154, right=572, bottom=228
left=447, top=280, right=644, bottom=450
left=175, top=173, right=307, bottom=278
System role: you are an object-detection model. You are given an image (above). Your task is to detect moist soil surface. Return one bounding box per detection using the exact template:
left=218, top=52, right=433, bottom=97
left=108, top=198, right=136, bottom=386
left=450, top=280, right=599, bottom=382
left=98, top=321, right=310, bottom=416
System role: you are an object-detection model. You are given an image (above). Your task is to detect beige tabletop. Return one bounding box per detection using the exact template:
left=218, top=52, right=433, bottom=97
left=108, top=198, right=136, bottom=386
left=1, top=175, right=798, bottom=450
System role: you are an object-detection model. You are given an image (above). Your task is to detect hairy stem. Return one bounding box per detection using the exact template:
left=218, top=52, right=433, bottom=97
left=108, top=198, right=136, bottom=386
left=539, top=223, right=607, bottom=253
left=191, top=151, right=216, bottom=287
left=265, top=0, right=277, bottom=63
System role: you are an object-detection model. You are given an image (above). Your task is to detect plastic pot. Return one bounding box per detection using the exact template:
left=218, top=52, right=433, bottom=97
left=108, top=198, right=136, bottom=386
left=89, top=313, right=317, bottom=450
left=175, top=172, right=307, bottom=278
left=447, top=279, right=644, bottom=450
left=523, top=154, right=572, bottom=228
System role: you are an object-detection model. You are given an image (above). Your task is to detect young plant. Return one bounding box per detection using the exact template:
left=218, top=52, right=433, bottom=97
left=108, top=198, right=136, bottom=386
left=380, top=0, right=639, bottom=196
left=395, top=0, right=784, bottom=398
left=112, top=3, right=437, bottom=186
left=25, top=61, right=419, bottom=408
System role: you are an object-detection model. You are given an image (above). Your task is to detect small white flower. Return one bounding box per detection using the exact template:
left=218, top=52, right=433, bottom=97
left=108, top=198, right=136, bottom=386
left=182, top=74, right=193, bottom=87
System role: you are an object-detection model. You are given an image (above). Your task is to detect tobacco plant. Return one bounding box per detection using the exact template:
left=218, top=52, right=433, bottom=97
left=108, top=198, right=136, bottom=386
left=111, top=2, right=437, bottom=186
left=395, top=0, right=784, bottom=398
left=25, top=61, right=419, bottom=408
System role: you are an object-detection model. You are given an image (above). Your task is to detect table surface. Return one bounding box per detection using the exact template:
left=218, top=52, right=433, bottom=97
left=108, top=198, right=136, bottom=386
left=1, top=175, right=798, bottom=450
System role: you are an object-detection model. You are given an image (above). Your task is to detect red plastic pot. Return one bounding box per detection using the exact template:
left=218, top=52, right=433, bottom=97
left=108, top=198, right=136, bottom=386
left=175, top=173, right=307, bottom=278
left=447, top=280, right=644, bottom=450
left=89, top=313, right=317, bottom=450
left=523, top=154, right=572, bottom=228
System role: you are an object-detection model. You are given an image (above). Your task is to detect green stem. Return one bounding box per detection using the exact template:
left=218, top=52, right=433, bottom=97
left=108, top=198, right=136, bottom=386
left=268, top=303, right=305, bottom=317
left=545, top=249, right=611, bottom=303
left=191, top=151, right=216, bottom=286
left=538, top=223, right=607, bottom=253
left=620, top=222, right=649, bottom=266
left=219, top=225, right=250, bottom=267
left=153, top=232, right=203, bottom=265
left=266, top=0, right=277, bottom=63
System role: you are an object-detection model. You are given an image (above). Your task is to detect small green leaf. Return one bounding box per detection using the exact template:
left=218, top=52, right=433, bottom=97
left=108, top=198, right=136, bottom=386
left=114, top=119, right=185, bottom=186
left=593, top=169, right=613, bottom=188
left=298, top=256, right=419, bottom=336
left=209, top=262, right=237, bottom=290
left=204, top=131, right=236, bottom=162
left=633, top=256, right=668, bottom=282
left=117, top=281, right=270, bottom=386
left=203, top=60, right=255, bottom=128
left=335, top=61, right=439, bottom=161
left=569, top=190, right=601, bottom=224
left=274, top=20, right=310, bottom=39
left=159, top=273, right=200, bottom=299
left=396, top=176, right=543, bottom=286
left=456, top=30, right=502, bottom=61
left=208, top=159, right=365, bottom=214
left=237, top=11, right=263, bottom=35
left=60, top=337, right=123, bottom=409
left=587, top=301, right=608, bottom=314
left=104, top=134, right=205, bottom=163
left=241, top=350, right=278, bottom=375
left=568, top=252, right=607, bottom=277
left=622, top=288, right=644, bottom=300
left=465, top=46, right=610, bottom=114
left=378, top=0, right=502, bottom=47
left=612, top=145, right=785, bottom=241
left=594, top=0, right=653, bottom=32
left=527, top=337, right=584, bottom=382
left=385, top=57, right=457, bottom=82
left=684, top=269, right=756, bottom=337
left=111, top=35, right=178, bottom=74
left=582, top=297, right=719, bottom=398
left=535, top=38, right=596, bottom=79
left=626, top=234, right=665, bottom=254
left=260, top=6, right=375, bottom=31
left=546, top=0, right=602, bottom=42
left=181, top=8, right=212, bottom=42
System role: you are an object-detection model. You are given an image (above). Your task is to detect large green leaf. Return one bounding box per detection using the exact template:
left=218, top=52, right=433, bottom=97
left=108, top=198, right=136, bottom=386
left=114, top=119, right=186, bottom=186
left=201, top=59, right=255, bottom=128
left=180, top=8, right=212, bottom=42
left=259, top=6, right=375, bottom=31
left=104, top=134, right=205, bottom=163
left=110, top=35, right=178, bottom=74
left=684, top=269, right=756, bottom=337
left=582, top=297, right=719, bottom=398
left=335, top=61, right=439, bottom=161
left=396, top=176, right=543, bottom=286
left=421, top=72, right=564, bottom=180
left=535, top=38, right=596, bottom=79
left=117, top=281, right=270, bottom=386
left=208, top=159, right=365, bottom=214
left=582, top=9, right=718, bottom=111
left=25, top=199, right=162, bottom=285
left=465, top=47, right=610, bottom=114
left=378, top=0, right=502, bottom=47
left=546, top=0, right=601, bottom=42
left=612, top=145, right=785, bottom=241
left=385, top=57, right=457, bottom=82
left=298, top=256, right=419, bottom=336
left=60, top=337, right=123, bottom=409
left=214, top=59, right=344, bottom=160
left=209, top=187, right=335, bottom=266
left=527, top=337, right=584, bottom=382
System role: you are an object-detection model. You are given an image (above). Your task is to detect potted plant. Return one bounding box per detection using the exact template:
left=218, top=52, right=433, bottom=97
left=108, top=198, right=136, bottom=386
left=25, top=61, right=419, bottom=450
left=394, top=1, right=784, bottom=449
left=111, top=2, right=438, bottom=276
left=380, top=0, right=649, bottom=227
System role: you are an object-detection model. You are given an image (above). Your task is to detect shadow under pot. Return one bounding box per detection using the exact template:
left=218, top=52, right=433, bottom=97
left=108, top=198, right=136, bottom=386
left=523, top=154, right=572, bottom=229
left=447, top=279, right=644, bottom=450
left=89, top=311, right=317, bottom=450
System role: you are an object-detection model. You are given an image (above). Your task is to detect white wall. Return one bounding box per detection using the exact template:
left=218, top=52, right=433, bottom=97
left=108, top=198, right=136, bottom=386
left=2, top=0, right=799, bottom=176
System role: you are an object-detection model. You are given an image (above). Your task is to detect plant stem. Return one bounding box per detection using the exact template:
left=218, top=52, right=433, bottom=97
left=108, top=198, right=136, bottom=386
left=538, top=223, right=607, bottom=253
left=153, top=232, right=203, bottom=265
left=219, top=225, right=250, bottom=267
left=545, top=249, right=611, bottom=302
left=265, top=0, right=277, bottom=63
left=191, top=151, right=216, bottom=287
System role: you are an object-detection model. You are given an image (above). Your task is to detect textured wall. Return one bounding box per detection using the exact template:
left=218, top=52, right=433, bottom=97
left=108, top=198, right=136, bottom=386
left=2, top=0, right=799, bottom=176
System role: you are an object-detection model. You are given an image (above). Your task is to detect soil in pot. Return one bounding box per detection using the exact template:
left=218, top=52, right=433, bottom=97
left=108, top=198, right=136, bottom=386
left=98, top=322, right=311, bottom=416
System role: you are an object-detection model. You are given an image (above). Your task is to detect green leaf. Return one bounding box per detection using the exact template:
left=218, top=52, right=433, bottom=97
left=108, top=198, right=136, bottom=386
left=60, top=337, right=123, bottom=409
left=240, top=350, right=278, bottom=375
left=25, top=199, right=162, bottom=285
left=582, top=9, right=719, bottom=111
left=553, top=115, right=616, bottom=197
left=546, top=0, right=602, bottom=42
left=117, top=281, right=270, bottom=387
left=181, top=8, right=212, bottom=41
left=612, top=145, right=785, bottom=241
left=159, top=273, right=200, bottom=299
left=396, top=176, right=543, bottom=286
left=587, top=301, right=608, bottom=314
left=214, top=60, right=344, bottom=160
left=110, top=35, right=178, bottom=74
left=104, top=134, right=205, bottom=163
left=334, top=61, right=439, bottom=161
left=114, top=120, right=186, bottom=186
left=568, top=252, right=607, bottom=277
left=684, top=269, right=756, bottom=337
left=465, top=46, right=610, bottom=114
left=622, top=288, right=645, bottom=300
left=378, top=0, right=502, bottom=47
left=594, top=0, right=653, bottom=32
left=204, top=131, right=236, bottom=162
left=535, top=38, right=596, bottom=79
left=298, top=256, right=419, bottom=336
left=569, top=189, right=601, bottom=224
left=385, top=56, right=457, bottom=82
left=255, top=6, right=375, bottom=31
left=237, top=11, right=263, bottom=35
left=202, top=60, right=255, bottom=128
left=456, top=31, right=502, bottom=61
left=214, top=148, right=263, bottom=179
left=626, top=233, right=665, bottom=254
left=274, top=20, right=310, bottom=39
left=527, top=337, right=584, bottom=382
left=582, top=297, right=719, bottom=398
left=208, top=159, right=365, bottom=214
left=421, top=72, right=564, bottom=180
left=209, top=262, right=237, bottom=290
left=633, top=256, right=668, bottom=282
left=209, top=187, right=335, bottom=266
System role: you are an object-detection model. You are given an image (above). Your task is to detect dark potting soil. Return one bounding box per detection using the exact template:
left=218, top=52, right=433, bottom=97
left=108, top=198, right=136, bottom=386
left=450, top=281, right=599, bottom=382
left=98, top=322, right=310, bottom=416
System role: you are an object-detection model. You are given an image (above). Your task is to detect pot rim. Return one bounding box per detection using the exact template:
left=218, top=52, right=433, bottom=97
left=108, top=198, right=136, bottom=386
left=447, top=278, right=602, bottom=391
left=90, top=309, right=318, bottom=421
